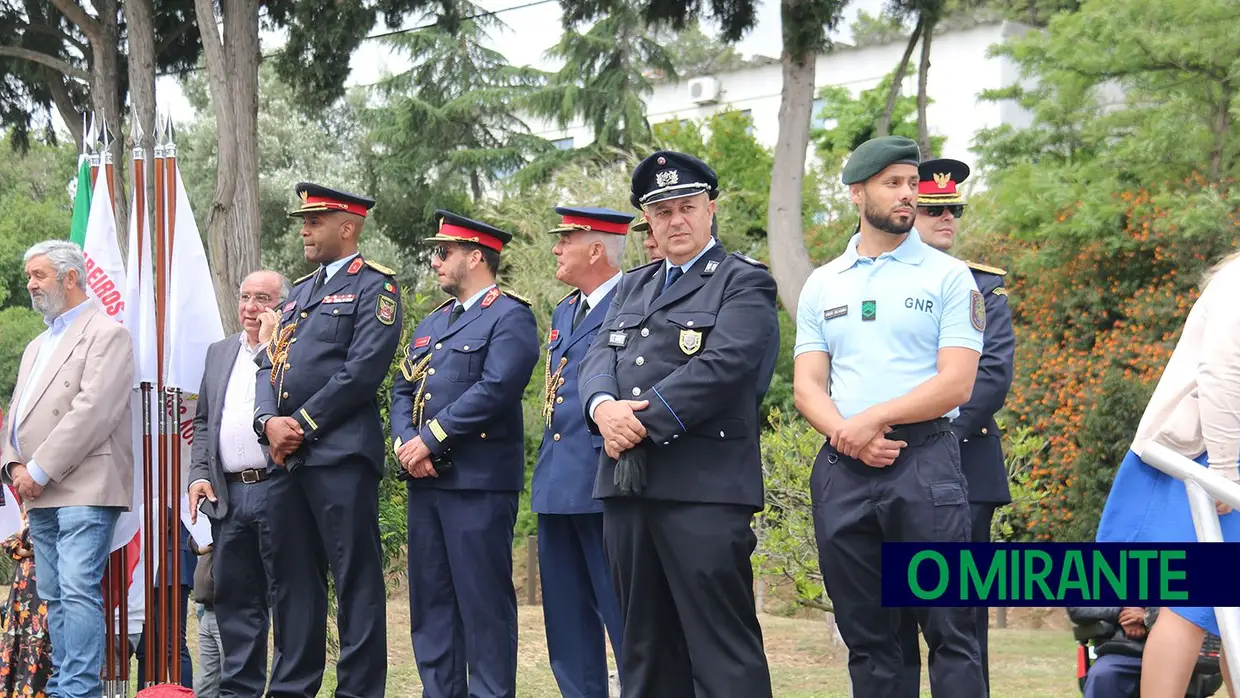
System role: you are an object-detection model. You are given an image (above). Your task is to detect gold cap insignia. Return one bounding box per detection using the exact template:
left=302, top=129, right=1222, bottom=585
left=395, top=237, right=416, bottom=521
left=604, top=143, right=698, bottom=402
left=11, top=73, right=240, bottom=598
left=933, top=172, right=952, bottom=189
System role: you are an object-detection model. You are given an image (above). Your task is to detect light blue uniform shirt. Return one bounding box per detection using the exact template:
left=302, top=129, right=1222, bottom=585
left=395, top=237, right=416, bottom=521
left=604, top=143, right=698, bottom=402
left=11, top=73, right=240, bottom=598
left=320, top=252, right=360, bottom=284
left=793, top=231, right=984, bottom=420
left=10, top=299, right=95, bottom=486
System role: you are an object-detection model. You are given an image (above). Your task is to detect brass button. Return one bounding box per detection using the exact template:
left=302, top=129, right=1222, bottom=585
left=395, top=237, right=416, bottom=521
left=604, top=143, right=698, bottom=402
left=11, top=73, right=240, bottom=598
left=618, top=321, right=625, bottom=328
left=424, top=394, right=432, bottom=401
left=463, top=345, right=470, bottom=350
left=282, top=392, right=289, bottom=399
left=300, top=312, right=308, bottom=318
left=556, top=396, right=564, bottom=404
left=558, top=378, right=565, bottom=386
left=291, top=338, right=297, bottom=343
left=687, top=320, right=695, bottom=327
left=481, top=433, right=487, bottom=439
left=981, top=427, right=989, bottom=435
left=285, top=364, right=291, bottom=370
left=635, top=357, right=645, bottom=366
left=631, top=387, right=641, bottom=396
left=428, top=368, right=436, bottom=375
left=553, top=433, right=561, bottom=441
left=435, top=343, right=442, bottom=350
left=641, top=328, right=650, bottom=337
left=332, top=309, right=339, bottom=315
left=719, top=430, right=726, bottom=438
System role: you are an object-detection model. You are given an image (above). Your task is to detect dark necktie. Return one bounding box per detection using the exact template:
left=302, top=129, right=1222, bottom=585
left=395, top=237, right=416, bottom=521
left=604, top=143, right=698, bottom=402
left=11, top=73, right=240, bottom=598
left=572, top=295, right=589, bottom=331
left=313, top=267, right=327, bottom=292
left=661, top=266, right=683, bottom=295
left=448, top=304, right=465, bottom=327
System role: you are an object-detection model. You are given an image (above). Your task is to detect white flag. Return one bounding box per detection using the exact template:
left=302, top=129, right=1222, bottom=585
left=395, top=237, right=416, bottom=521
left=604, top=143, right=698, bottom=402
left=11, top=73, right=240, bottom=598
left=81, top=166, right=127, bottom=322
left=113, top=180, right=160, bottom=554
left=165, top=162, right=224, bottom=392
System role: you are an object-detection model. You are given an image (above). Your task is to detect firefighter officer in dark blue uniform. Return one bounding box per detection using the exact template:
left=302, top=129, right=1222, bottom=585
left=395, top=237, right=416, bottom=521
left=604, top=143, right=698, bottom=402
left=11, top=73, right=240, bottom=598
left=792, top=137, right=988, bottom=698
left=578, top=151, right=779, bottom=697
left=897, top=157, right=1016, bottom=697
left=389, top=211, right=540, bottom=698
left=533, top=206, right=631, bottom=698
left=253, top=182, right=403, bottom=698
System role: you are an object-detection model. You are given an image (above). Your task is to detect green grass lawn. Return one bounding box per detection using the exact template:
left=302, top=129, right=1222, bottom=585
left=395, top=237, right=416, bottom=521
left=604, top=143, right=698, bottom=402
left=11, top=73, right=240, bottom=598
left=298, top=602, right=1079, bottom=697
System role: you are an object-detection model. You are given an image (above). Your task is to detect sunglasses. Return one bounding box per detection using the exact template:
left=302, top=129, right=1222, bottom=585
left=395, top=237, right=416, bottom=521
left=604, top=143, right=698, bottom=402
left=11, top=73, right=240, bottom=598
left=918, top=205, right=965, bottom=219
left=433, top=245, right=452, bottom=261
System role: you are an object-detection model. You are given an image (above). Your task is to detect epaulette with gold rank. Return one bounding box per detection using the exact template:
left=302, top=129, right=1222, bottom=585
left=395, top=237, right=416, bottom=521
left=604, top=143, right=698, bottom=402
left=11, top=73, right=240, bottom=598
left=294, top=269, right=317, bottom=285
left=502, top=289, right=531, bottom=307
left=965, top=261, right=1007, bottom=276
left=365, top=259, right=397, bottom=276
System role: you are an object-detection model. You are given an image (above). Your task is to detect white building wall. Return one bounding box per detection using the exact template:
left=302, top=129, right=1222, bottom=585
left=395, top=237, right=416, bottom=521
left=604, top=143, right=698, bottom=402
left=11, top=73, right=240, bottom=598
left=523, top=21, right=1036, bottom=169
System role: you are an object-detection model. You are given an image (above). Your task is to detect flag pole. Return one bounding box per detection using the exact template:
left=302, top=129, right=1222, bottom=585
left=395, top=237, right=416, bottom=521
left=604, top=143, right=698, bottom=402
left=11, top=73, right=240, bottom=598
left=166, top=122, right=184, bottom=688
left=150, top=115, right=167, bottom=687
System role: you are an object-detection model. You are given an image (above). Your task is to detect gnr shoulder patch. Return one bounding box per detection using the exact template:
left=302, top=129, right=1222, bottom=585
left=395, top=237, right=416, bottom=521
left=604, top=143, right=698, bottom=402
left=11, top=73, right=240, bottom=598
left=377, top=295, right=397, bottom=325
left=969, top=290, right=986, bottom=332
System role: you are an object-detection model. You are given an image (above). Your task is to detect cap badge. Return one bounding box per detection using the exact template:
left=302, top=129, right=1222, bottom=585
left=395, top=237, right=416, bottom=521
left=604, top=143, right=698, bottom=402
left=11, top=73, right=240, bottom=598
left=934, top=172, right=952, bottom=189
left=655, top=169, right=679, bottom=188
left=657, top=156, right=666, bottom=165
left=299, top=190, right=309, bottom=201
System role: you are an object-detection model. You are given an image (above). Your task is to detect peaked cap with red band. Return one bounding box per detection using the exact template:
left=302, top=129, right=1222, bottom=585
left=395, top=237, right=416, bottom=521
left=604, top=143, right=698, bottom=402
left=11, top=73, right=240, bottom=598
left=425, top=209, right=513, bottom=253
left=547, top=206, right=635, bottom=235
left=289, top=182, right=376, bottom=218
left=917, top=158, right=971, bottom=206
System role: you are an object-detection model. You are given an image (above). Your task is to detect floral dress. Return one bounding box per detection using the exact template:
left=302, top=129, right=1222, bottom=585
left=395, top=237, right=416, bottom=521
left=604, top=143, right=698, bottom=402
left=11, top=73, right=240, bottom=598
left=0, top=528, right=51, bottom=697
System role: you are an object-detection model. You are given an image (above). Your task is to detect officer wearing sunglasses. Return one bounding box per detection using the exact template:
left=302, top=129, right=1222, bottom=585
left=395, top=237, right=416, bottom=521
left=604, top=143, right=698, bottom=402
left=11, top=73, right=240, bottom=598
left=898, top=157, right=1017, bottom=697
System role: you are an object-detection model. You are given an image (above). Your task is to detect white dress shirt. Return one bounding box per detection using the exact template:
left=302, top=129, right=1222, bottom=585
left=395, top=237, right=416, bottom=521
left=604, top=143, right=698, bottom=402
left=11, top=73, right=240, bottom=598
left=10, top=298, right=93, bottom=486
left=218, top=335, right=269, bottom=473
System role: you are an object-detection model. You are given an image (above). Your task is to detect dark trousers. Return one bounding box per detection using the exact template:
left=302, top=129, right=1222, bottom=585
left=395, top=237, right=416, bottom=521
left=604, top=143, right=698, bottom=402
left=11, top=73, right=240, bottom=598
left=213, top=478, right=276, bottom=697
left=406, top=488, right=519, bottom=698
left=602, top=499, right=772, bottom=698
left=134, top=584, right=194, bottom=688
left=538, top=513, right=625, bottom=698
left=266, top=464, right=386, bottom=698
left=1083, top=654, right=1142, bottom=698
left=812, top=432, right=985, bottom=698
left=897, top=503, right=997, bottom=697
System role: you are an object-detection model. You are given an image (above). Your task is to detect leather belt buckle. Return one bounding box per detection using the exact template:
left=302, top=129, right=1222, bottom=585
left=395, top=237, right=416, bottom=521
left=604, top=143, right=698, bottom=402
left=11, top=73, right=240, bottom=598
left=241, top=469, right=261, bottom=484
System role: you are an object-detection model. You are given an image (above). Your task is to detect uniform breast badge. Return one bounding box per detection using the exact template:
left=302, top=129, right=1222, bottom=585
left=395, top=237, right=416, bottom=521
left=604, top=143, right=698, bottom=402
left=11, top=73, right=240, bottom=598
left=678, top=328, right=703, bottom=356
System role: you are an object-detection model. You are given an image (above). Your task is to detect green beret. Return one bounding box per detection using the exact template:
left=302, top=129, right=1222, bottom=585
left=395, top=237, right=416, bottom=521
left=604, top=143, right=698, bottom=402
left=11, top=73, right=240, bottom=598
left=841, top=136, right=921, bottom=185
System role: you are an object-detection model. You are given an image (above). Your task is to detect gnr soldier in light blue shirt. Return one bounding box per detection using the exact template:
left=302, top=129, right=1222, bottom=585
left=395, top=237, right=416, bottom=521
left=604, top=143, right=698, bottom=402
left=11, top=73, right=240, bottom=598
left=792, top=136, right=987, bottom=698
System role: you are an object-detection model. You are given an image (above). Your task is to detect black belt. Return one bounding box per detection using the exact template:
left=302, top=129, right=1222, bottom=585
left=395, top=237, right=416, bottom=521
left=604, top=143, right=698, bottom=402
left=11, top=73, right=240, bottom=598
left=886, top=418, right=953, bottom=445
left=224, top=468, right=269, bottom=484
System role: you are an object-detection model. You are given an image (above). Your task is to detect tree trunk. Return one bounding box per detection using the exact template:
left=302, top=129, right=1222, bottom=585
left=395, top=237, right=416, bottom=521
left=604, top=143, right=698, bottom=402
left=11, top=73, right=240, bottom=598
left=877, top=17, right=923, bottom=138
left=93, top=0, right=128, bottom=249
left=194, top=0, right=262, bottom=334
left=125, top=0, right=158, bottom=232
left=766, top=49, right=817, bottom=316
left=1208, top=82, right=1233, bottom=182
left=916, top=16, right=934, bottom=156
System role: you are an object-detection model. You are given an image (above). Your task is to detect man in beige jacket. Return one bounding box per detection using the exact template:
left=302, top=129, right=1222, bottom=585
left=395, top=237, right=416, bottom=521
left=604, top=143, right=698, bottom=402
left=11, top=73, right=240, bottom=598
left=2, top=240, right=135, bottom=698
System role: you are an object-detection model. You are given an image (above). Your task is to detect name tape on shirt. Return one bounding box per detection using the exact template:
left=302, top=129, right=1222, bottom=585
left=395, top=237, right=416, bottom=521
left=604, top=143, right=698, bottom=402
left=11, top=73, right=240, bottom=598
left=823, top=305, right=848, bottom=321
left=608, top=332, right=627, bottom=348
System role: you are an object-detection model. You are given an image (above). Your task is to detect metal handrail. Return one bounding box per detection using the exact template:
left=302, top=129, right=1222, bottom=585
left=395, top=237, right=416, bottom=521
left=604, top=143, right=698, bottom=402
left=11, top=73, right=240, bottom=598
left=1140, top=442, right=1240, bottom=695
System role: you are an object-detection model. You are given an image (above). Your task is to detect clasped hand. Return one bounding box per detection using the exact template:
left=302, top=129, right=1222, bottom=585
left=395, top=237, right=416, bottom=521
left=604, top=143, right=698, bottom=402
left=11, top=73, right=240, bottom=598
left=595, top=400, right=649, bottom=459
left=397, top=436, right=436, bottom=478
left=830, top=412, right=907, bottom=468
left=8, top=464, right=43, bottom=500
left=265, top=417, right=304, bottom=466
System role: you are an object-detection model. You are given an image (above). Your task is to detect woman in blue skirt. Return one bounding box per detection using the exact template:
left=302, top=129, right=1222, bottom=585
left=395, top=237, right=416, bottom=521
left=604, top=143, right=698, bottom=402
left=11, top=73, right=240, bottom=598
left=1096, top=248, right=1240, bottom=697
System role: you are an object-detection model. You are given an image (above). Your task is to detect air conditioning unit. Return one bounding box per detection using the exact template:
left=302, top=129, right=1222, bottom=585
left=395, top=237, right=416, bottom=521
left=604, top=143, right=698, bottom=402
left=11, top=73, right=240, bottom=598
left=688, top=76, right=721, bottom=105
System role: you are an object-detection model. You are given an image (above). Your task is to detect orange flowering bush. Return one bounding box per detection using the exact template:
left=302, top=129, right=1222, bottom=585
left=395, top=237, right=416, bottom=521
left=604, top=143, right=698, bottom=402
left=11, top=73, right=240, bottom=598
left=976, top=182, right=1240, bottom=540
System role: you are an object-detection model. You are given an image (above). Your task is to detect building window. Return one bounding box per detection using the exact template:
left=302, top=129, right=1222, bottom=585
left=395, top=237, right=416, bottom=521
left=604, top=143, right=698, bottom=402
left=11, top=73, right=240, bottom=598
left=551, top=137, right=574, bottom=150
